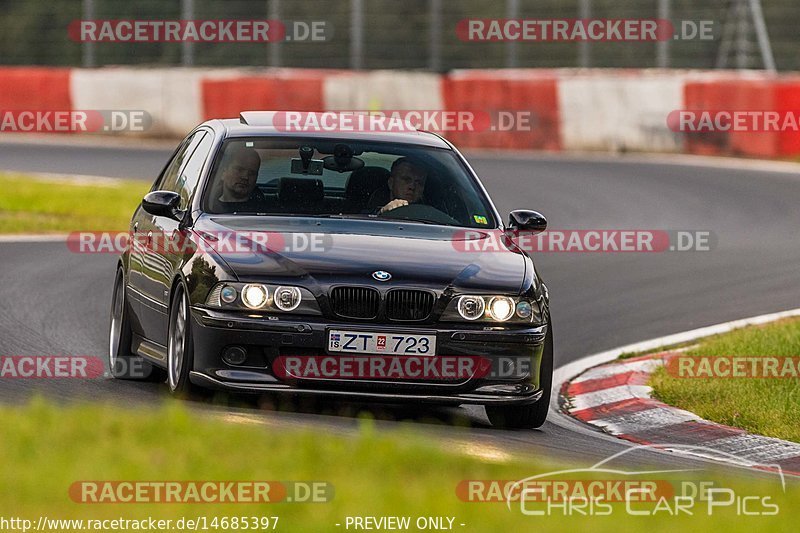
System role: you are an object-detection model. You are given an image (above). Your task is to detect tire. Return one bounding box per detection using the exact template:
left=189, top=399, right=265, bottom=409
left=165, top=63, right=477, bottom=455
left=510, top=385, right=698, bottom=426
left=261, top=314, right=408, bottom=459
left=108, top=268, right=163, bottom=381
left=486, top=324, right=553, bottom=429
left=167, top=282, right=204, bottom=397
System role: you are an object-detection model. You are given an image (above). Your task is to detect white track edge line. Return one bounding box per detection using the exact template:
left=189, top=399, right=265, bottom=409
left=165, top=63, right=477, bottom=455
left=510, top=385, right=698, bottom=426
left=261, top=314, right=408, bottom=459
left=0, top=234, right=70, bottom=243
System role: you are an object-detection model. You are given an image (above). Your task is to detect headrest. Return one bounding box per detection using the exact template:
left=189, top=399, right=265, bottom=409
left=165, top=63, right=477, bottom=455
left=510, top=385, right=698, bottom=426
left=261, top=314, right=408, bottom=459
left=345, top=166, right=390, bottom=198
left=278, top=177, right=324, bottom=205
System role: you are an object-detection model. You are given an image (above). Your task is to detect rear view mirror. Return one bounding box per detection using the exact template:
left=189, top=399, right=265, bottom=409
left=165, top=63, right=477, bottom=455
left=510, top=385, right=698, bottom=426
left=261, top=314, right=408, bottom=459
left=291, top=158, right=324, bottom=175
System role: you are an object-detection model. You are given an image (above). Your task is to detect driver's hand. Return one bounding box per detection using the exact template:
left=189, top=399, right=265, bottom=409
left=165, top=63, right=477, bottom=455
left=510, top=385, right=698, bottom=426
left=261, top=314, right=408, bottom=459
left=379, top=199, right=408, bottom=214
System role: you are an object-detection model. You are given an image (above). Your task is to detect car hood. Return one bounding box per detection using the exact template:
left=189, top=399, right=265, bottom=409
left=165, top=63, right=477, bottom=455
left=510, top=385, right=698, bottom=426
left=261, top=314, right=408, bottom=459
left=193, top=216, right=529, bottom=294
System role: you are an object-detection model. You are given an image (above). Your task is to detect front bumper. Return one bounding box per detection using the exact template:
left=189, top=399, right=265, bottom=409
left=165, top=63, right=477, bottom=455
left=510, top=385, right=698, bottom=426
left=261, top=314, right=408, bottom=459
left=188, top=307, right=548, bottom=406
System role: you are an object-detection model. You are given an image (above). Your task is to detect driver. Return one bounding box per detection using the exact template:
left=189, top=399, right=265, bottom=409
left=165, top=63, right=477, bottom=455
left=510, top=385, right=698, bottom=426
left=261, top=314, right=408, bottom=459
left=209, top=147, right=265, bottom=213
left=368, top=157, right=428, bottom=214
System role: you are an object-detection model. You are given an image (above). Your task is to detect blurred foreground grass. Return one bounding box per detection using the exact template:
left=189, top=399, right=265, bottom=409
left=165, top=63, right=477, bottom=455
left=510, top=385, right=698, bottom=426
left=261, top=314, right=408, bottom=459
left=0, top=172, right=146, bottom=233
left=0, top=398, right=798, bottom=531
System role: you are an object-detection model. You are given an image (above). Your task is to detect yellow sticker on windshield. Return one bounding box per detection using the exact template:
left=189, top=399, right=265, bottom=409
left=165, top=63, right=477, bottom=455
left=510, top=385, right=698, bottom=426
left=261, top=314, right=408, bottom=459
left=473, top=215, right=488, bottom=225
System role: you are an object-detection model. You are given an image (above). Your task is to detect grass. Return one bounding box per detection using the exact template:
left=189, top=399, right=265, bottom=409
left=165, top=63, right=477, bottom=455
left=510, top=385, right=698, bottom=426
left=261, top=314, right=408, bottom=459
left=1, top=397, right=799, bottom=531
left=0, top=172, right=147, bottom=233
left=651, top=318, right=800, bottom=443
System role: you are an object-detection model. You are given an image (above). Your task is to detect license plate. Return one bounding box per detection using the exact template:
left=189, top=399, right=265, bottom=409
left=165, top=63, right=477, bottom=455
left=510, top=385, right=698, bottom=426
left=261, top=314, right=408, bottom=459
left=328, top=330, right=436, bottom=356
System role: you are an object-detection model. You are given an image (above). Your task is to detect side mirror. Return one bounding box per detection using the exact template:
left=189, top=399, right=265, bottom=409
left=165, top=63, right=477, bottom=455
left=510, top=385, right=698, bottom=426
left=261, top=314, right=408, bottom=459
left=508, top=210, right=547, bottom=234
left=142, top=190, right=182, bottom=221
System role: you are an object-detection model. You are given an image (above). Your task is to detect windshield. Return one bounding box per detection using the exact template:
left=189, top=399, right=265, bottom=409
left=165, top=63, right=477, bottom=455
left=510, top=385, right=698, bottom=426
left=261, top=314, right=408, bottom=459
left=202, top=137, right=497, bottom=228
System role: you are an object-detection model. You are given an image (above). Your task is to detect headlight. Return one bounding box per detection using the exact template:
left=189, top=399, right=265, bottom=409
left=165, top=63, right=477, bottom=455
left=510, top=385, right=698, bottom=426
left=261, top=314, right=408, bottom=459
left=488, top=296, right=515, bottom=321
left=274, top=286, right=302, bottom=311
left=457, top=295, right=485, bottom=320
left=242, top=284, right=269, bottom=309
left=443, top=295, right=543, bottom=323
left=204, top=282, right=322, bottom=315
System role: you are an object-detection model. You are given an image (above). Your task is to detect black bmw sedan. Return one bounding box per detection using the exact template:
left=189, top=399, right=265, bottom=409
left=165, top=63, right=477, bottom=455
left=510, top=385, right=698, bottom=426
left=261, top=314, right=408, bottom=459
left=109, top=111, right=552, bottom=429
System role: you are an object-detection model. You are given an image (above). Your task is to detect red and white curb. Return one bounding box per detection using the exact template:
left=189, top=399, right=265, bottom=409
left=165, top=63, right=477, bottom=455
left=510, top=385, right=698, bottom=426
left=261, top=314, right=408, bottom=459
left=561, top=350, right=800, bottom=477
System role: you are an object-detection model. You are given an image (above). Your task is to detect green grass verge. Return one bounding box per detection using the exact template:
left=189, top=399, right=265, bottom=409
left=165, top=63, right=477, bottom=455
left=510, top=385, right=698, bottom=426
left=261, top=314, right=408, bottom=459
left=0, top=172, right=147, bottom=233
left=651, top=318, right=800, bottom=443
left=1, top=397, right=798, bottom=531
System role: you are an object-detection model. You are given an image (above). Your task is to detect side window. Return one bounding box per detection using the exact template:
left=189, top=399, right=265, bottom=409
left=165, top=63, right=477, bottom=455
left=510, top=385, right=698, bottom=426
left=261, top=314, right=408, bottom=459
left=152, top=133, right=196, bottom=192
left=158, top=131, right=208, bottom=197
left=174, top=132, right=214, bottom=209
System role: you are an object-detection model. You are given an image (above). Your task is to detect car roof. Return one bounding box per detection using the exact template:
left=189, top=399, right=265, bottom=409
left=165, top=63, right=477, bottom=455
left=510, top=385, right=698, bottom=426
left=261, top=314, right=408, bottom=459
left=204, top=112, right=453, bottom=149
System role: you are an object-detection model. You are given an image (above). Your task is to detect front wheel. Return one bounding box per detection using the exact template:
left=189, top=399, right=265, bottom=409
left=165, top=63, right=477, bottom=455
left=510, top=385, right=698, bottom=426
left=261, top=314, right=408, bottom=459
left=486, top=324, right=553, bottom=429
left=167, top=284, right=194, bottom=396
left=167, top=282, right=205, bottom=397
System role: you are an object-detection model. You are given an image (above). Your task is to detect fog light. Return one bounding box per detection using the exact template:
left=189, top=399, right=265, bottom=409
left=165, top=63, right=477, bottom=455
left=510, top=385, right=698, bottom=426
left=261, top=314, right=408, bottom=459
left=222, top=346, right=248, bottom=366
left=274, top=286, right=302, bottom=311
left=220, top=285, right=237, bottom=304
left=516, top=301, right=532, bottom=319
left=457, top=295, right=485, bottom=321
left=242, top=284, right=268, bottom=309
left=488, top=296, right=515, bottom=321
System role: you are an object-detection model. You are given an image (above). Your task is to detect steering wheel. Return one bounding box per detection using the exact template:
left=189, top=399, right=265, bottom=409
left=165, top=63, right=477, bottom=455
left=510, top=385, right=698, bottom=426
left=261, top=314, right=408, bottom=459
left=379, top=203, right=460, bottom=225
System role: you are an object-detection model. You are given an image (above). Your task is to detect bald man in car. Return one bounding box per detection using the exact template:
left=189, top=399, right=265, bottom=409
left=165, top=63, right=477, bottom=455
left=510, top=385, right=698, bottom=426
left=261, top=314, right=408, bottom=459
left=368, top=157, right=428, bottom=214
left=210, top=147, right=265, bottom=213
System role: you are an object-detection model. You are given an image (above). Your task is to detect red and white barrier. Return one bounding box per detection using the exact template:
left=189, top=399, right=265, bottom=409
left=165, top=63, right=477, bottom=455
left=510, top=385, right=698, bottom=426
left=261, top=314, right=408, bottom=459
left=558, top=69, right=687, bottom=153
left=322, top=71, right=443, bottom=111
left=70, top=67, right=243, bottom=136
left=3, top=66, right=800, bottom=158
left=0, top=67, right=72, bottom=112
left=443, top=69, right=561, bottom=151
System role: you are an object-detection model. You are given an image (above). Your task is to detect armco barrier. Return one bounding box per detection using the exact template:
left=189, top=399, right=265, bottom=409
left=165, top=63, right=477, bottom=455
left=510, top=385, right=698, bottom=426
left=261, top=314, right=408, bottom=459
left=443, top=70, right=560, bottom=151
left=0, top=67, right=71, bottom=111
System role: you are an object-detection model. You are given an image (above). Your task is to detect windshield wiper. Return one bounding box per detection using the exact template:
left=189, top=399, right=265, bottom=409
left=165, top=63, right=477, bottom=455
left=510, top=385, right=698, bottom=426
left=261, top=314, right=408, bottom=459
left=386, top=217, right=442, bottom=225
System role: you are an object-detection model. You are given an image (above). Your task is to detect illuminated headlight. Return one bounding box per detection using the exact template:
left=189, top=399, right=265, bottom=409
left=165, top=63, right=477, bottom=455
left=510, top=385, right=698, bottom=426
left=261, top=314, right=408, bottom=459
left=220, top=285, right=237, bottom=304
left=274, top=286, right=302, bottom=311
left=242, top=284, right=269, bottom=309
left=488, top=296, right=515, bottom=321
left=457, top=295, right=485, bottom=321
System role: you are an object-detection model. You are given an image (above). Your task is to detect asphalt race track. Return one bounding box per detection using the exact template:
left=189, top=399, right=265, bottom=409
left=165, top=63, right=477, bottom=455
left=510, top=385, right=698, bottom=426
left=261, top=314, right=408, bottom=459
left=2, top=138, right=800, bottom=472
